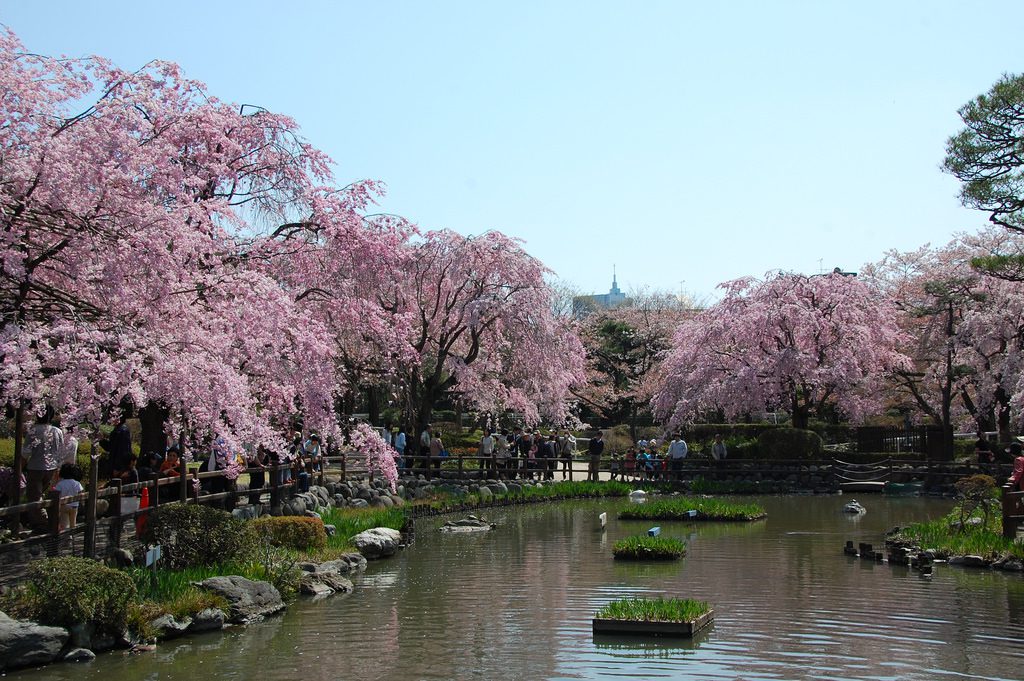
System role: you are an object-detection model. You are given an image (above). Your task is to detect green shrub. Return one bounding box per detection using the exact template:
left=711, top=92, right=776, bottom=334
left=612, top=535, right=687, bottom=560
left=143, top=504, right=254, bottom=569
left=756, top=428, right=823, bottom=460
left=250, top=515, right=327, bottom=551
left=13, top=557, right=136, bottom=634
left=953, top=474, right=999, bottom=530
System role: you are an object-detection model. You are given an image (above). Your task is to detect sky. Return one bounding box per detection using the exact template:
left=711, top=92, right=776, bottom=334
left=3, top=1, right=1022, bottom=301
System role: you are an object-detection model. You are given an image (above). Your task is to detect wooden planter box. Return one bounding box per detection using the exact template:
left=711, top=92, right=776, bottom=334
left=592, top=609, right=714, bottom=637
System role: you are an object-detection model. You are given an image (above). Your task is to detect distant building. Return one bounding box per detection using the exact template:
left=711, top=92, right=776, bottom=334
left=573, top=270, right=628, bottom=315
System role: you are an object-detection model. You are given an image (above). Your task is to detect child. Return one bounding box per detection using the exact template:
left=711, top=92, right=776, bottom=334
left=625, top=447, right=637, bottom=480
left=53, top=463, right=83, bottom=531
left=610, top=453, right=621, bottom=480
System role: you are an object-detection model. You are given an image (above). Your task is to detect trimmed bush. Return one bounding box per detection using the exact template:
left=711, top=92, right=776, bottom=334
left=13, top=557, right=136, bottom=635
left=756, top=427, right=823, bottom=460
left=143, top=504, right=254, bottom=569
left=251, top=515, right=327, bottom=551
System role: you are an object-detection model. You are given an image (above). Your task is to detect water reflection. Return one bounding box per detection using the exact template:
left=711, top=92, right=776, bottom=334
left=12, top=495, right=1024, bottom=681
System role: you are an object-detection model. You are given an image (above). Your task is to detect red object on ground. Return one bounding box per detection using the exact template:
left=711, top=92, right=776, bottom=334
left=136, top=486, right=149, bottom=537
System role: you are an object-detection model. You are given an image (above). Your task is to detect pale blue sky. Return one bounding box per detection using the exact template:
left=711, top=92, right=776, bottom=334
left=4, top=1, right=1022, bottom=300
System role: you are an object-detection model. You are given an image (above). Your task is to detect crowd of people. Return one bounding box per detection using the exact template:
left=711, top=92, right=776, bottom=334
left=381, top=424, right=581, bottom=481
left=5, top=405, right=339, bottom=532
left=377, top=425, right=732, bottom=483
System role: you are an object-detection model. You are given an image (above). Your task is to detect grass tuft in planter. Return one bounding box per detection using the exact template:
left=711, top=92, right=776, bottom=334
left=612, top=535, right=687, bottom=560
left=618, top=497, right=766, bottom=521
left=593, top=597, right=714, bottom=637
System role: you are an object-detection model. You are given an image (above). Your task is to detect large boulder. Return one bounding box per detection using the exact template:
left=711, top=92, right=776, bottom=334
left=197, top=576, right=285, bottom=624
left=0, top=612, right=69, bottom=671
left=439, top=516, right=496, bottom=533
left=188, top=608, right=226, bottom=633
left=351, top=528, right=403, bottom=559
left=149, top=614, right=192, bottom=639
left=299, top=572, right=354, bottom=596
left=318, top=553, right=367, bottom=575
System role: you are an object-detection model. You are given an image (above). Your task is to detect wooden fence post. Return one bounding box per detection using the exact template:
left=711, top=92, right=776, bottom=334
left=47, top=489, right=62, bottom=557
left=269, top=464, right=282, bottom=511
left=109, top=479, right=123, bottom=550
left=150, top=473, right=160, bottom=510
left=9, top=402, right=25, bottom=536
left=84, top=448, right=99, bottom=559
left=179, top=467, right=188, bottom=504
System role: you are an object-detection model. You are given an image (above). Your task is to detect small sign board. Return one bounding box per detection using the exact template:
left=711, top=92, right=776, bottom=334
left=145, top=545, right=162, bottom=567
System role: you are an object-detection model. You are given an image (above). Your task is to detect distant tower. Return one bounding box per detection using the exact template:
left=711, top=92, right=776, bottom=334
left=571, top=265, right=628, bottom=314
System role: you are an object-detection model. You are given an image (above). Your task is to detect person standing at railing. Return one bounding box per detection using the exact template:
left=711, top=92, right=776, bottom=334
left=394, top=428, right=407, bottom=472
left=668, top=435, right=688, bottom=481
left=495, top=429, right=510, bottom=478
left=479, top=430, right=495, bottom=477
left=587, top=431, right=604, bottom=482
left=518, top=430, right=534, bottom=479
left=58, top=420, right=78, bottom=467
left=299, top=433, right=322, bottom=493
left=53, top=462, right=83, bottom=531
left=429, top=429, right=444, bottom=477
left=103, top=412, right=132, bottom=482
left=23, top=406, right=64, bottom=531
left=246, top=445, right=268, bottom=504
left=1008, top=443, right=1024, bottom=491
left=420, top=424, right=433, bottom=472
left=557, top=430, right=575, bottom=478
left=711, top=434, right=728, bottom=462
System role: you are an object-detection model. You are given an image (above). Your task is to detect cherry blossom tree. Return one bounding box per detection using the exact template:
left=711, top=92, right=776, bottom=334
left=385, top=230, right=586, bottom=433
left=0, top=27, right=396, bottom=482
left=865, top=230, right=1024, bottom=446
left=652, top=271, right=909, bottom=430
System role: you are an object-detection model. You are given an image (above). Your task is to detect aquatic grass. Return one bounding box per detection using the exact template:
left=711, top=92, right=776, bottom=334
left=595, top=596, right=710, bottom=623
left=612, top=535, right=687, bottom=560
left=618, top=497, right=766, bottom=521
left=516, top=480, right=632, bottom=499
left=891, top=514, right=1024, bottom=560
left=319, top=506, right=408, bottom=551
left=129, top=563, right=262, bottom=601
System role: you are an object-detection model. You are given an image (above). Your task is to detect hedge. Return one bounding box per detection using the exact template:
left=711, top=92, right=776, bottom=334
left=250, top=515, right=327, bottom=551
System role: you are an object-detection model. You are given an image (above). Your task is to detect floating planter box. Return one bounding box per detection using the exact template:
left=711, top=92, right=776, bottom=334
left=612, top=535, right=687, bottom=560
left=593, top=597, right=713, bottom=638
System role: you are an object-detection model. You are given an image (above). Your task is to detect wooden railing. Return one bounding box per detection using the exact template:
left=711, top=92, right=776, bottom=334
left=1002, top=483, right=1024, bottom=539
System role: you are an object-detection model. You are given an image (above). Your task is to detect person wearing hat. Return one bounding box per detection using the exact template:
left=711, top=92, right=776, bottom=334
left=1008, top=442, right=1024, bottom=491
left=419, top=424, right=433, bottom=472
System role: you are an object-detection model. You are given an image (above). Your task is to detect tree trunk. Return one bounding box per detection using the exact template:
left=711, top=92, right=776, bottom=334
left=365, top=386, right=380, bottom=425
left=9, top=403, right=24, bottom=526
left=791, top=393, right=809, bottom=430
left=138, top=401, right=169, bottom=459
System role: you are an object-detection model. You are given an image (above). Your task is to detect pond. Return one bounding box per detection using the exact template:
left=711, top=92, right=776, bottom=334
left=12, top=494, right=1024, bottom=680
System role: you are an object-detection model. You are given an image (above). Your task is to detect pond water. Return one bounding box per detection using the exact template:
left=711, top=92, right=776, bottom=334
left=13, top=494, right=1024, bottom=681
